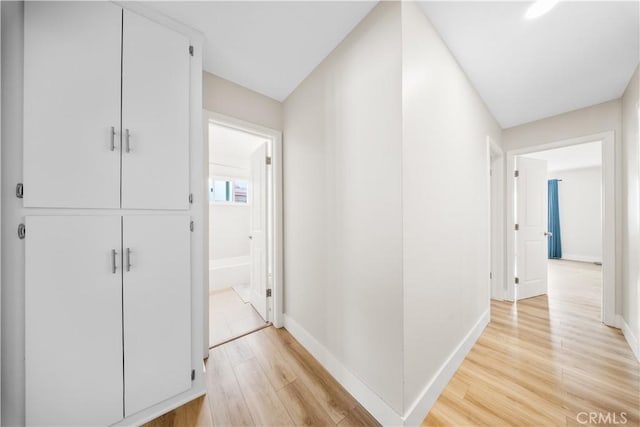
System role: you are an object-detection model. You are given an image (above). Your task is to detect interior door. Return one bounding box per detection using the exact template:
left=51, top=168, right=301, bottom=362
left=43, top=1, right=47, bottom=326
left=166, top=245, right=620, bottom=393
left=122, top=215, right=191, bottom=416
left=121, top=10, right=190, bottom=210
left=249, top=144, right=268, bottom=320
left=25, top=216, right=123, bottom=426
left=23, top=2, right=122, bottom=208
left=516, top=157, right=549, bottom=300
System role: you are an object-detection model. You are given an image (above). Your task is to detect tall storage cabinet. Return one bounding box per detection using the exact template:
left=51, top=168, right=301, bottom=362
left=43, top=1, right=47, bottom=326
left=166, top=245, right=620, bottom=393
left=23, top=2, right=190, bottom=210
left=22, top=2, right=197, bottom=425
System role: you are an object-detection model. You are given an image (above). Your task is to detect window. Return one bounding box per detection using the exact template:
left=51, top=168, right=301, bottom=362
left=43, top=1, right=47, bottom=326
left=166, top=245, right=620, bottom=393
left=209, top=177, right=248, bottom=204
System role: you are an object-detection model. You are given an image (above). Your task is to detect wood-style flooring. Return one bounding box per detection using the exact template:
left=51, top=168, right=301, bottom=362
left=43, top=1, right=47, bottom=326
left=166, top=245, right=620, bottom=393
left=423, top=260, right=640, bottom=427
left=145, top=326, right=380, bottom=427
left=209, top=287, right=267, bottom=346
left=149, top=260, right=638, bottom=427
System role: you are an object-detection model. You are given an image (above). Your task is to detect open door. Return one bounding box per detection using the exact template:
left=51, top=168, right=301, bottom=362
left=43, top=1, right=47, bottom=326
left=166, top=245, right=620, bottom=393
left=515, top=157, right=549, bottom=300
left=249, top=143, right=268, bottom=320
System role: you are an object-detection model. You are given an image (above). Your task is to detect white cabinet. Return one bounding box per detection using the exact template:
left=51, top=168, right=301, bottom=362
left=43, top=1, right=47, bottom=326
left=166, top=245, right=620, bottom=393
left=23, top=2, right=190, bottom=209
left=25, top=215, right=192, bottom=424
left=23, top=2, right=122, bottom=209
left=123, top=215, right=191, bottom=415
left=122, top=11, right=190, bottom=210
left=25, top=216, right=123, bottom=426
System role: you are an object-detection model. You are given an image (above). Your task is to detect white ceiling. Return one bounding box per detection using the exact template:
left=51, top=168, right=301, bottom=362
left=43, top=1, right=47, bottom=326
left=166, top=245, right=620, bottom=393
left=210, top=124, right=266, bottom=167
left=522, top=141, right=602, bottom=172
left=149, top=1, right=377, bottom=101
left=150, top=1, right=638, bottom=127
left=419, top=1, right=640, bottom=128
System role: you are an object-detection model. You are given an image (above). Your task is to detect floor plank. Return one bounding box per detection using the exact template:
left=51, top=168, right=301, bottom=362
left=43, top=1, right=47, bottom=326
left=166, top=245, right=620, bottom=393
left=422, top=260, right=640, bottom=427
left=233, top=358, right=295, bottom=426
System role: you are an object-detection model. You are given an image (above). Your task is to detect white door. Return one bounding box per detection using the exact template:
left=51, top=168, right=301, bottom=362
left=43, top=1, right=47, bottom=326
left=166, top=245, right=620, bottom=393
left=25, top=216, right=123, bottom=426
left=515, top=157, right=549, bottom=300
left=23, top=2, right=122, bottom=208
left=121, top=10, right=190, bottom=210
left=122, top=215, right=191, bottom=416
left=249, top=144, right=268, bottom=320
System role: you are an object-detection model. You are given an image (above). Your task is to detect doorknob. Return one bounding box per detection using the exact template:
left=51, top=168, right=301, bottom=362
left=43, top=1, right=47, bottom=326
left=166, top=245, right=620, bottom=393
left=249, top=235, right=253, bottom=240
left=544, top=231, right=553, bottom=237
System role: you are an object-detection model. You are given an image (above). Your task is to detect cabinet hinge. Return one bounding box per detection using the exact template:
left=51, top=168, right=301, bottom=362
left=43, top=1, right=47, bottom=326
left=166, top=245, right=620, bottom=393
left=190, top=221, right=194, bottom=232
left=189, top=45, right=194, bottom=57
left=266, top=289, right=272, bottom=297
left=18, top=223, right=26, bottom=239
left=514, top=170, right=519, bottom=177
left=515, top=277, right=519, bottom=284
left=266, top=156, right=272, bottom=166
left=490, top=272, right=493, bottom=279
left=189, top=193, right=193, bottom=204
left=191, top=369, right=195, bottom=381
left=16, top=183, right=24, bottom=199
left=514, top=223, right=519, bottom=231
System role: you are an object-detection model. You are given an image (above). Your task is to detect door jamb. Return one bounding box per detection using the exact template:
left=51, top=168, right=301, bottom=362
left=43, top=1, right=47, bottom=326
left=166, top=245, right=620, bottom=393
left=505, top=131, right=615, bottom=326
left=203, top=111, right=284, bottom=342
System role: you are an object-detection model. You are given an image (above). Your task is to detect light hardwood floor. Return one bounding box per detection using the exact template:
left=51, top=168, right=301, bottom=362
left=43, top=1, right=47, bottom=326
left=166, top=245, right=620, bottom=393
left=149, top=260, right=638, bottom=427
left=209, top=287, right=267, bottom=346
left=145, top=326, right=380, bottom=427
left=423, top=260, right=640, bottom=427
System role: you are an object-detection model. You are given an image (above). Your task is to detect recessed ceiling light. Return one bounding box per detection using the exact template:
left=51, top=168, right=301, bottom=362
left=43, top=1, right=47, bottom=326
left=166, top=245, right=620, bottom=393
left=525, top=0, right=560, bottom=20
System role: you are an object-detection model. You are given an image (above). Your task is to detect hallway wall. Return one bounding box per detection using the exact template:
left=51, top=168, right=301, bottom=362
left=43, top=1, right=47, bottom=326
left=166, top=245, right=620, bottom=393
left=401, top=1, right=501, bottom=419
left=283, top=1, right=404, bottom=417
left=621, top=64, right=639, bottom=359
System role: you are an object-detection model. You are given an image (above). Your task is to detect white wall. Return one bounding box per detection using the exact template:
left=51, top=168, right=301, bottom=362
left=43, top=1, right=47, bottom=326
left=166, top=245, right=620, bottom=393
left=549, top=167, right=602, bottom=263
left=204, top=72, right=282, bottom=131
left=401, top=1, right=500, bottom=419
left=283, top=1, right=404, bottom=415
left=502, top=100, right=623, bottom=315
left=621, top=64, right=639, bottom=359
left=209, top=164, right=250, bottom=261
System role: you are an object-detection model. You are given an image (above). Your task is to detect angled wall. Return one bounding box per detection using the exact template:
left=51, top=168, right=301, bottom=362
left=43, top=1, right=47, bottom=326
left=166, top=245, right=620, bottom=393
left=282, top=1, right=404, bottom=420
left=401, top=2, right=501, bottom=422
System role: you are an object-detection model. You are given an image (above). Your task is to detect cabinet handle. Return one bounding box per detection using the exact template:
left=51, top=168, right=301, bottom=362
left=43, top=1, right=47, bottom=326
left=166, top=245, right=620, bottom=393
left=111, top=249, right=118, bottom=274
left=126, top=248, right=132, bottom=272
left=110, top=126, right=117, bottom=151
left=125, top=129, right=131, bottom=153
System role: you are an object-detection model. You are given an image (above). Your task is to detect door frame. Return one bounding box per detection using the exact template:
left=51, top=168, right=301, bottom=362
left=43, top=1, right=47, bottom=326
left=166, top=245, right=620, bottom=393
left=203, top=110, right=284, bottom=348
left=487, top=137, right=505, bottom=301
left=506, top=131, right=616, bottom=326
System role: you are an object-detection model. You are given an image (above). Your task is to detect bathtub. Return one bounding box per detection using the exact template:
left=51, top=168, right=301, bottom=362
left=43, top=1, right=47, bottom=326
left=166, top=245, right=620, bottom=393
left=209, top=256, right=250, bottom=292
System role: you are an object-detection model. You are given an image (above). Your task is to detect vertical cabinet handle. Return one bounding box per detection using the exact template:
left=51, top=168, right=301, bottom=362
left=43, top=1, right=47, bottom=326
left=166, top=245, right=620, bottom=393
left=125, top=129, right=131, bottom=153
left=111, top=249, right=118, bottom=274
left=126, top=248, right=132, bottom=272
left=109, top=126, right=117, bottom=151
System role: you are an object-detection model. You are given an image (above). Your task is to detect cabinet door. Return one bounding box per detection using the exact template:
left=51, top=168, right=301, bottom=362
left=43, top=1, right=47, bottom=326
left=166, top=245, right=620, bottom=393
left=123, top=215, right=191, bottom=416
left=23, top=2, right=122, bottom=208
left=121, top=10, right=190, bottom=210
left=25, top=216, right=123, bottom=426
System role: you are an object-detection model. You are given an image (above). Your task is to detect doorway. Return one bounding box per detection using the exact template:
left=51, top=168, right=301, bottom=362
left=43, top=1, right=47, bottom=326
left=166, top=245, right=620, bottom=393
left=506, top=132, right=615, bottom=326
left=203, top=112, right=283, bottom=348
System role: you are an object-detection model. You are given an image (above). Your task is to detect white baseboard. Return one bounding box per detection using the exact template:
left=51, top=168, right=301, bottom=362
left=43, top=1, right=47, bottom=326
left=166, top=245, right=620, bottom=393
left=402, top=309, right=490, bottom=426
left=560, top=254, right=602, bottom=263
left=283, top=315, right=404, bottom=426
left=617, top=315, right=640, bottom=362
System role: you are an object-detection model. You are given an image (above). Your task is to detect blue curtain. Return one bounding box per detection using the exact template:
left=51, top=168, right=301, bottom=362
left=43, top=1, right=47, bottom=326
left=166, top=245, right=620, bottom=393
left=548, top=179, right=562, bottom=259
